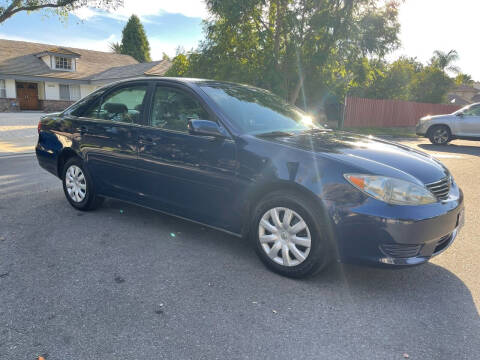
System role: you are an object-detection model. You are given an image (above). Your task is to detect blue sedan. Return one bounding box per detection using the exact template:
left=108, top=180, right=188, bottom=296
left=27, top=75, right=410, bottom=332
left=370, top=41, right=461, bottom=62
left=36, top=78, right=464, bottom=278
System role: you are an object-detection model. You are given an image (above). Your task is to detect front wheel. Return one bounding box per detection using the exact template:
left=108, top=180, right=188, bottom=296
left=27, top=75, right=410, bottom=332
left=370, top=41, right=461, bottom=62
left=428, top=125, right=451, bottom=145
left=251, top=192, right=332, bottom=278
left=62, top=157, right=103, bottom=211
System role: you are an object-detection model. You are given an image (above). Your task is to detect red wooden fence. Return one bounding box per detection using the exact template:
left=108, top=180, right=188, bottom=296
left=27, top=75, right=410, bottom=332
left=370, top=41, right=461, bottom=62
left=344, top=97, right=461, bottom=128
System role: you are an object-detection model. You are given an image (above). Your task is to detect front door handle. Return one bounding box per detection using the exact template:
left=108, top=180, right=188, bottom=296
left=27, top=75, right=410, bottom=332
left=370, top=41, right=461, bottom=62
left=139, top=136, right=156, bottom=145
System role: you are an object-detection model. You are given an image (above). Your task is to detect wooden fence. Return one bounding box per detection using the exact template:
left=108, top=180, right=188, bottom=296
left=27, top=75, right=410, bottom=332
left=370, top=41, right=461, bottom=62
left=344, top=97, right=461, bottom=128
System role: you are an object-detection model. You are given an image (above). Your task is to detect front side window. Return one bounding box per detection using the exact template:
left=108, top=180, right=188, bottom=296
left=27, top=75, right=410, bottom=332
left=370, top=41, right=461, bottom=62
left=85, top=85, right=147, bottom=124
left=55, top=56, right=72, bottom=70
left=199, top=82, right=320, bottom=135
left=0, top=79, right=5, bottom=98
left=150, top=86, right=210, bottom=132
left=463, top=105, right=480, bottom=116
left=59, top=84, right=81, bottom=101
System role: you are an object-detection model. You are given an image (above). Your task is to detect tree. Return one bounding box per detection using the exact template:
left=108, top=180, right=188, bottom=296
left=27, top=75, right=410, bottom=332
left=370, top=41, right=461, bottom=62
left=108, top=41, right=122, bottom=54
left=349, top=57, right=422, bottom=101
left=430, top=49, right=460, bottom=74
left=168, top=0, right=401, bottom=109
left=454, top=73, right=474, bottom=86
left=120, top=14, right=151, bottom=63
left=409, top=65, right=453, bottom=104
left=0, top=0, right=120, bottom=24
left=165, top=53, right=190, bottom=76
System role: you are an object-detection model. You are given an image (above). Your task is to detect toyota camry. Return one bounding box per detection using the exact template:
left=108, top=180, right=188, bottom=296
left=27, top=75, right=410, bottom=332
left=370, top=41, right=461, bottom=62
left=36, top=78, right=464, bottom=278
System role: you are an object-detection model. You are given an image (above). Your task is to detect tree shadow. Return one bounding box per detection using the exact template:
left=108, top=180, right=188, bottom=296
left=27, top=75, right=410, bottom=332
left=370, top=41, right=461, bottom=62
left=418, top=142, right=480, bottom=157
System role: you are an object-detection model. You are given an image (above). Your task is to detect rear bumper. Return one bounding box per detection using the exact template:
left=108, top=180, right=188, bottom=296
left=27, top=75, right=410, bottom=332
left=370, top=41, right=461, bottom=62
left=36, top=143, right=59, bottom=177
left=333, top=186, right=464, bottom=267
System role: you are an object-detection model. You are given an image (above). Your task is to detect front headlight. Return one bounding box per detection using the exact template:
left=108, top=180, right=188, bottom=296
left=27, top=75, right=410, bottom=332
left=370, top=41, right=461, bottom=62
left=344, top=174, right=437, bottom=205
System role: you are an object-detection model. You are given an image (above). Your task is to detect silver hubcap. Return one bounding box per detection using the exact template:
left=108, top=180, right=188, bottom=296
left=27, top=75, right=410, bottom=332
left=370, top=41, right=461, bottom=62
left=433, top=128, right=448, bottom=143
left=65, top=165, right=87, bottom=203
left=258, top=207, right=312, bottom=267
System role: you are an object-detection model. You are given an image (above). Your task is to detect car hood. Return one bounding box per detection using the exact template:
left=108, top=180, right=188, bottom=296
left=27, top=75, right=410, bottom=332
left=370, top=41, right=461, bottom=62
left=421, top=114, right=454, bottom=121
left=256, top=130, right=449, bottom=184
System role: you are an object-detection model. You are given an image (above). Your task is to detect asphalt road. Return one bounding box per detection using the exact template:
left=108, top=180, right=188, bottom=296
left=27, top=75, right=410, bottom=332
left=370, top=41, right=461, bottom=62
left=0, top=113, right=40, bottom=156
left=1, top=140, right=479, bottom=360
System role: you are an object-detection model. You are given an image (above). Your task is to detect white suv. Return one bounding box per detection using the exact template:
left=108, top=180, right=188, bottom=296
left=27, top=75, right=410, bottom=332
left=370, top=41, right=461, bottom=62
left=416, top=103, right=480, bottom=144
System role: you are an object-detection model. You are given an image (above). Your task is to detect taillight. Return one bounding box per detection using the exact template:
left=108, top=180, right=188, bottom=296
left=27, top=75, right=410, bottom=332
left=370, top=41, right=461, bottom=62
left=37, top=121, right=42, bottom=134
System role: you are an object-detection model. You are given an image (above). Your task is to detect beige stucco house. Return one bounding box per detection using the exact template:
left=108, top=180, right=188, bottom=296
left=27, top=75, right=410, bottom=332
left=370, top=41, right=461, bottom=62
left=0, top=39, right=171, bottom=112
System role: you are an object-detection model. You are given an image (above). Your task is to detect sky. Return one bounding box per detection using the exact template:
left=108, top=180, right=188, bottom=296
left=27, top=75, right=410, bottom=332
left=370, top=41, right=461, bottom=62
left=0, top=0, right=478, bottom=80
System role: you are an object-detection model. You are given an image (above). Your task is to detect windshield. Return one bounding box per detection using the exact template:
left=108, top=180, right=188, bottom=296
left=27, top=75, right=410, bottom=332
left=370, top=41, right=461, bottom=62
left=453, top=104, right=475, bottom=115
left=199, top=82, right=322, bottom=135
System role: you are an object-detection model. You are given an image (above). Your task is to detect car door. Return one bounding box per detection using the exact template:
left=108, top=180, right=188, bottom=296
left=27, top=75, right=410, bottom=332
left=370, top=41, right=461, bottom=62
left=74, top=82, right=150, bottom=200
left=458, top=104, right=480, bottom=137
left=136, top=83, right=239, bottom=230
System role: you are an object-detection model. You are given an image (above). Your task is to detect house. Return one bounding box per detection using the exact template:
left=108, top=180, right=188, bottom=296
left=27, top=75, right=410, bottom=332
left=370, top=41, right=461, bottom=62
left=0, top=39, right=171, bottom=112
left=447, top=84, right=480, bottom=105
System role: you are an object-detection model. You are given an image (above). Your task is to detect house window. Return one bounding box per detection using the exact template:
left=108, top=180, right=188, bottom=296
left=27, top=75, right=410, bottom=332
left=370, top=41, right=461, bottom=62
left=59, top=84, right=81, bottom=101
left=0, top=79, right=5, bottom=98
left=55, top=56, right=72, bottom=70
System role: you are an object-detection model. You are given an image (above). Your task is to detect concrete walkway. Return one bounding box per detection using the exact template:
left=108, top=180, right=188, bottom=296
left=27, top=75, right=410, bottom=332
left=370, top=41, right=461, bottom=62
left=0, top=112, right=42, bottom=156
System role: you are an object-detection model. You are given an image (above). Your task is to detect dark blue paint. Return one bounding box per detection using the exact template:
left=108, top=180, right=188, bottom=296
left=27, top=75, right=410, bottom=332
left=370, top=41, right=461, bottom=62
left=36, top=78, right=464, bottom=267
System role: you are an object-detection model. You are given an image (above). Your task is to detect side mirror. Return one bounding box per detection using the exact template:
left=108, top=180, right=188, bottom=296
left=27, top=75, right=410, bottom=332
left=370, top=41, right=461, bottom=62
left=456, top=112, right=464, bottom=117
left=187, top=119, right=226, bottom=138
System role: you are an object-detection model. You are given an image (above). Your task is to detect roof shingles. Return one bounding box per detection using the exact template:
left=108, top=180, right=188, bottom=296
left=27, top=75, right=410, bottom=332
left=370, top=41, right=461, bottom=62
left=0, top=39, right=171, bottom=82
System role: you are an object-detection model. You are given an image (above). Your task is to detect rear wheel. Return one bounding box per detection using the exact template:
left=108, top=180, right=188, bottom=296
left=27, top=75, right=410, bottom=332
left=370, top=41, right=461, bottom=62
left=428, top=125, right=451, bottom=145
left=251, top=191, right=332, bottom=278
left=62, top=157, right=103, bottom=211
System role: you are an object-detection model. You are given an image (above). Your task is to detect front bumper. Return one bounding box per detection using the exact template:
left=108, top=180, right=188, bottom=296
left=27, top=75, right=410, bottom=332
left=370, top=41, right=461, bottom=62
left=415, top=121, right=429, bottom=136
left=333, top=186, right=464, bottom=267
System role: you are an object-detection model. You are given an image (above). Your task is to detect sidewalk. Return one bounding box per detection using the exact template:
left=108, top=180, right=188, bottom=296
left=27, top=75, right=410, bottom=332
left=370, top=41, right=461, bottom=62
left=0, top=112, right=42, bottom=156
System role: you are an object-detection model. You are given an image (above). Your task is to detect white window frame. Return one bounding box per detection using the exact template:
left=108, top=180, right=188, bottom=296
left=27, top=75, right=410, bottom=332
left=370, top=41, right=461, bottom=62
left=0, top=79, right=6, bottom=98
left=59, top=84, right=81, bottom=101
left=54, top=56, right=73, bottom=71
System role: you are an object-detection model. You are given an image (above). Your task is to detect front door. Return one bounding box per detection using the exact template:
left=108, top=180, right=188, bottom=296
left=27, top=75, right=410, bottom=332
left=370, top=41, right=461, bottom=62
left=16, top=82, right=40, bottom=110
left=137, top=84, right=238, bottom=230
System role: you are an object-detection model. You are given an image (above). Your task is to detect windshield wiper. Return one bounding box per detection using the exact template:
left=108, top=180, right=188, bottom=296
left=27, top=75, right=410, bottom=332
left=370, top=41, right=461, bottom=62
left=256, top=131, right=294, bottom=137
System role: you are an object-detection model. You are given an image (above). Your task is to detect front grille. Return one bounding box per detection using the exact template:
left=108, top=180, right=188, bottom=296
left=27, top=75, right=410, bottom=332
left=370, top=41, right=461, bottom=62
left=380, top=244, right=422, bottom=258
left=426, top=177, right=451, bottom=200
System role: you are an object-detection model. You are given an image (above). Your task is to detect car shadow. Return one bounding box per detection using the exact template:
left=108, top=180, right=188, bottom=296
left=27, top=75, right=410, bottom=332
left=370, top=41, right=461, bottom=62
left=418, top=143, right=480, bottom=157
left=97, top=198, right=480, bottom=358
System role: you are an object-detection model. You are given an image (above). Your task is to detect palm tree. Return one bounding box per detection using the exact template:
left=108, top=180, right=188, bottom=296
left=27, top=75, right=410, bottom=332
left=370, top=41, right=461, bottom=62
left=109, top=42, right=123, bottom=54
left=430, top=50, right=460, bottom=74
left=454, top=73, right=474, bottom=86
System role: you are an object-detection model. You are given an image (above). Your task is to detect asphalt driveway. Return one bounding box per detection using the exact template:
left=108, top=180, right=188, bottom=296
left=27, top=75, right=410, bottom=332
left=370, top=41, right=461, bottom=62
left=0, top=136, right=479, bottom=359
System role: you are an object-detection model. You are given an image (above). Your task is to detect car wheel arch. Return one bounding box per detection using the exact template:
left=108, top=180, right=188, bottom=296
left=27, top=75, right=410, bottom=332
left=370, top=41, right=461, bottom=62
left=240, top=180, right=328, bottom=237
left=57, top=148, right=81, bottom=179
left=427, top=123, right=452, bottom=136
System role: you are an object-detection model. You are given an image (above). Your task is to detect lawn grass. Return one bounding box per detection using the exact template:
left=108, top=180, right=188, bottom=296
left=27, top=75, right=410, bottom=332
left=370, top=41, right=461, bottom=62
left=342, top=127, right=419, bottom=138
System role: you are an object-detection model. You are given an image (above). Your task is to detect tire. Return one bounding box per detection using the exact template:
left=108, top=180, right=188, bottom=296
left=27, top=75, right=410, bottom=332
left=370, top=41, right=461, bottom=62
left=428, top=125, right=451, bottom=145
left=251, top=191, right=333, bottom=278
left=62, top=157, right=103, bottom=211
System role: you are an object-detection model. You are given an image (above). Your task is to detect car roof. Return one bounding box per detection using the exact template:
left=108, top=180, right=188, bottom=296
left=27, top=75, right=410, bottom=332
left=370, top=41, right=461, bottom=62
left=103, top=77, right=259, bottom=90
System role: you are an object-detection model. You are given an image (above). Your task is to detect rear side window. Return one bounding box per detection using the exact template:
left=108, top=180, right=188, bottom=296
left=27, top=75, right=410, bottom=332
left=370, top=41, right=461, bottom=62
left=150, top=86, right=210, bottom=132
left=84, top=85, right=148, bottom=124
